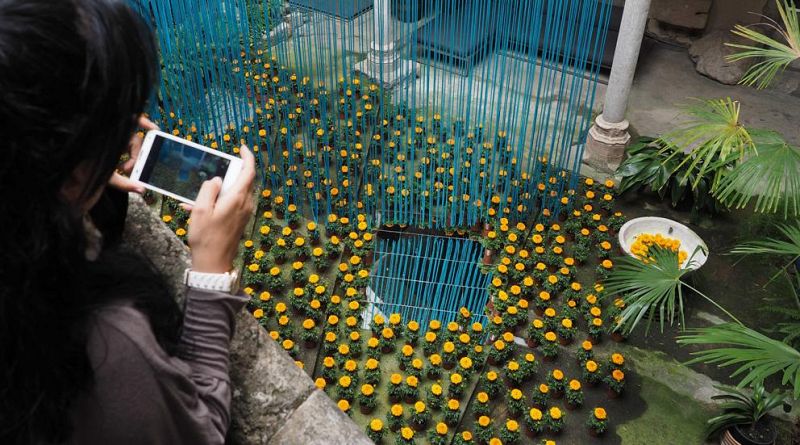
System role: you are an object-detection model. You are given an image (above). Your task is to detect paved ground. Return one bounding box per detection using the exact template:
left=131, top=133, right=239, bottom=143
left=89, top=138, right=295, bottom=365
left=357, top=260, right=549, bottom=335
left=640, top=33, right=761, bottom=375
left=602, top=39, right=800, bottom=145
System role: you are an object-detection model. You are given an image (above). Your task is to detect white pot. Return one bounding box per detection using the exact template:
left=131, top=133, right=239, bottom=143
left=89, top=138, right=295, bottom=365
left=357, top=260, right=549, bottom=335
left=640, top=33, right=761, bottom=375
left=618, top=217, right=709, bottom=270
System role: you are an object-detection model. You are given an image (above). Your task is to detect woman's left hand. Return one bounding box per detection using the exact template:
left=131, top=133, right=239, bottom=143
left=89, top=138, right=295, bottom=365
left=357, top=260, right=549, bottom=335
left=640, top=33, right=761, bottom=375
left=108, top=115, right=159, bottom=194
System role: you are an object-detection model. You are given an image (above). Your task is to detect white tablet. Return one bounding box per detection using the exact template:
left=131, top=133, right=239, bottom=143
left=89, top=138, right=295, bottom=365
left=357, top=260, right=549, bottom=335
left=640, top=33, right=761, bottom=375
left=131, top=130, right=242, bottom=205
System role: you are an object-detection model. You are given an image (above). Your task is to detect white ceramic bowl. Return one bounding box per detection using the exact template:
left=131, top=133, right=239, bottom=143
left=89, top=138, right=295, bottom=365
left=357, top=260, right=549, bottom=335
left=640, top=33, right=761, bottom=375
left=618, top=217, right=709, bottom=270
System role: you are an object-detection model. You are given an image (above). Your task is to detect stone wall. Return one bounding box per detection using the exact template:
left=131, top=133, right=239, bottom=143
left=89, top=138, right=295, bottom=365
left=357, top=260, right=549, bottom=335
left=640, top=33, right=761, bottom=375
left=123, top=194, right=372, bottom=445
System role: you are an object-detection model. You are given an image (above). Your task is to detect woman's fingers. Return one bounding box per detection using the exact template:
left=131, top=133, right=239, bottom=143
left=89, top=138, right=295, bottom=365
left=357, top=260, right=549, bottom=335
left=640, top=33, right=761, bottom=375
left=193, top=177, right=223, bottom=215
left=138, top=115, right=158, bottom=131
left=122, top=116, right=159, bottom=173
left=108, top=172, right=145, bottom=194
left=233, top=145, right=257, bottom=194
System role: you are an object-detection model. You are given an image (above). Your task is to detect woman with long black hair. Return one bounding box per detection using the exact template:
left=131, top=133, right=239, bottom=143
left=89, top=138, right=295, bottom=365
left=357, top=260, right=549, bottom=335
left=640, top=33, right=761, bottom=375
left=0, top=1, right=255, bottom=443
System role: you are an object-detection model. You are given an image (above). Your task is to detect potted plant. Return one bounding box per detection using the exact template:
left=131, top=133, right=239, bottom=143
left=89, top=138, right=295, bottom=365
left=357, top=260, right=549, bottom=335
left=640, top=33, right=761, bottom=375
left=472, top=391, right=491, bottom=419
left=359, top=384, right=377, bottom=414
left=605, top=369, right=626, bottom=399
left=366, top=418, right=385, bottom=444
left=506, top=388, right=526, bottom=419
left=410, top=401, right=431, bottom=431
left=453, top=430, right=474, bottom=445
left=500, top=419, right=521, bottom=444
left=706, top=383, right=787, bottom=445
left=565, top=380, right=584, bottom=410
left=525, top=408, right=545, bottom=438
left=546, top=406, right=564, bottom=435
left=428, top=422, right=448, bottom=445
left=480, top=370, right=502, bottom=398
left=587, top=407, right=608, bottom=437
left=474, top=416, right=494, bottom=444
left=547, top=369, right=566, bottom=398
left=387, top=404, right=404, bottom=432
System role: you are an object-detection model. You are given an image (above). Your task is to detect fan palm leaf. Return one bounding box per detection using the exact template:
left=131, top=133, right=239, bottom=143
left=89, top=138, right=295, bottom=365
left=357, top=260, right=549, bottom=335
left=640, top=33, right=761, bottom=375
left=731, top=220, right=800, bottom=280
left=658, top=98, right=754, bottom=191
left=678, top=323, right=800, bottom=398
left=727, top=0, right=800, bottom=90
left=714, top=140, right=800, bottom=217
left=604, top=246, right=740, bottom=335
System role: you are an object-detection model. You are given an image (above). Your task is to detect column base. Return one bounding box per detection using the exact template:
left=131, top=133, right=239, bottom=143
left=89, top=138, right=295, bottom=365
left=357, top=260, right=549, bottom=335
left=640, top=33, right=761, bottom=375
left=355, top=56, right=416, bottom=90
left=583, top=114, right=631, bottom=174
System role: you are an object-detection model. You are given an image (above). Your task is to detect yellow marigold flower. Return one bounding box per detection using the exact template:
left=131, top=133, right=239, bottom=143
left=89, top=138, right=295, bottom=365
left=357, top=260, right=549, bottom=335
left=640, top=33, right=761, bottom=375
left=561, top=319, right=573, bottom=329
left=450, top=373, right=463, bottom=385
left=550, top=407, right=562, bottom=420
left=544, top=308, right=556, bottom=317
left=595, top=407, right=607, bottom=420
left=390, top=404, right=403, bottom=416
left=361, top=384, right=374, bottom=396
left=369, top=418, right=383, bottom=431
left=401, top=427, right=414, bottom=440
left=478, top=415, right=491, bottom=427
left=414, top=401, right=426, bottom=413
left=586, top=360, right=598, bottom=372
left=337, top=399, right=350, bottom=411
left=529, top=408, right=543, bottom=420
left=582, top=340, right=593, bottom=351
left=569, top=379, right=581, bottom=391
left=545, top=331, right=557, bottom=342
left=552, top=369, right=564, bottom=380
left=612, top=369, right=625, bottom=381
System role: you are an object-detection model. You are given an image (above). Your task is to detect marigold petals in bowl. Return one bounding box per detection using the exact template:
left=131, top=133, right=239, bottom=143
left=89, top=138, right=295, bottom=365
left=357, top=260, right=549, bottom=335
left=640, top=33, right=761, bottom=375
left=618, top=217, right=708, bottom=270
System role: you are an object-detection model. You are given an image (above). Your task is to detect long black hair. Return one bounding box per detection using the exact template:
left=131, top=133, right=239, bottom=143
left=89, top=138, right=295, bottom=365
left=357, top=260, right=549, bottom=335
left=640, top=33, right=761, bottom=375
left=0, top=0, right=182, bottom=443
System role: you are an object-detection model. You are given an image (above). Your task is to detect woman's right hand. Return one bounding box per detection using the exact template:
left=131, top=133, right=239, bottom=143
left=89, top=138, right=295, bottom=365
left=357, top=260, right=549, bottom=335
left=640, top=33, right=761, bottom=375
left=187, top=145, right=256, bottom=274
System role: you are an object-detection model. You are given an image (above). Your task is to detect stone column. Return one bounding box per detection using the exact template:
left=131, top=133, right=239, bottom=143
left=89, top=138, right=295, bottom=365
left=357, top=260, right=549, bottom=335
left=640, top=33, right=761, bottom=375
left=355, top=0, right=416, bottom=88
left=584, top=0, right=652, bottom=172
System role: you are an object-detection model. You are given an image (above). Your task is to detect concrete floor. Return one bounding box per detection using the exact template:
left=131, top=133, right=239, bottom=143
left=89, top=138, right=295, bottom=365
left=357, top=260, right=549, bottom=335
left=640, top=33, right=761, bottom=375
left=605, top=40, right=800, bottom=146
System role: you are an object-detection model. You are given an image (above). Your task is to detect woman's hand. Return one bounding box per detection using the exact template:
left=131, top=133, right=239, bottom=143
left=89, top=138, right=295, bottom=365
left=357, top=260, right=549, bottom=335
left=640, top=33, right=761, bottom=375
left=187, top=145, right=256, bottom=274
left=108, top=115, right=159, bottom=194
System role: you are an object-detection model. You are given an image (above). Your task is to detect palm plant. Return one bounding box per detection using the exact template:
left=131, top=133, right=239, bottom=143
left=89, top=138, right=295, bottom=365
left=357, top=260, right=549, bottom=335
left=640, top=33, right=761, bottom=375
left=678, top=323, right=800, bottom=398
left=731, top=221, right=800, bottom=282
left=658, top=98, right=753, bottom=192
left=714, top=137, right=800, bottom=218
left=705, top=382, right=788, bottom=440
left=603, top=246, right=740, bottom=335
left=676, top=221, right=800, bottom=398
left=727, top=0, right=800, bottom=90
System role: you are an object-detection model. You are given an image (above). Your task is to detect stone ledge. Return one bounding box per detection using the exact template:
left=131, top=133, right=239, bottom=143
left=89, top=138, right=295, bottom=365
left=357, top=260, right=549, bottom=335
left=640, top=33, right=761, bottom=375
left=122, top=194, right=370, bottom=445
left=267, top=390, right=374, bottom=445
